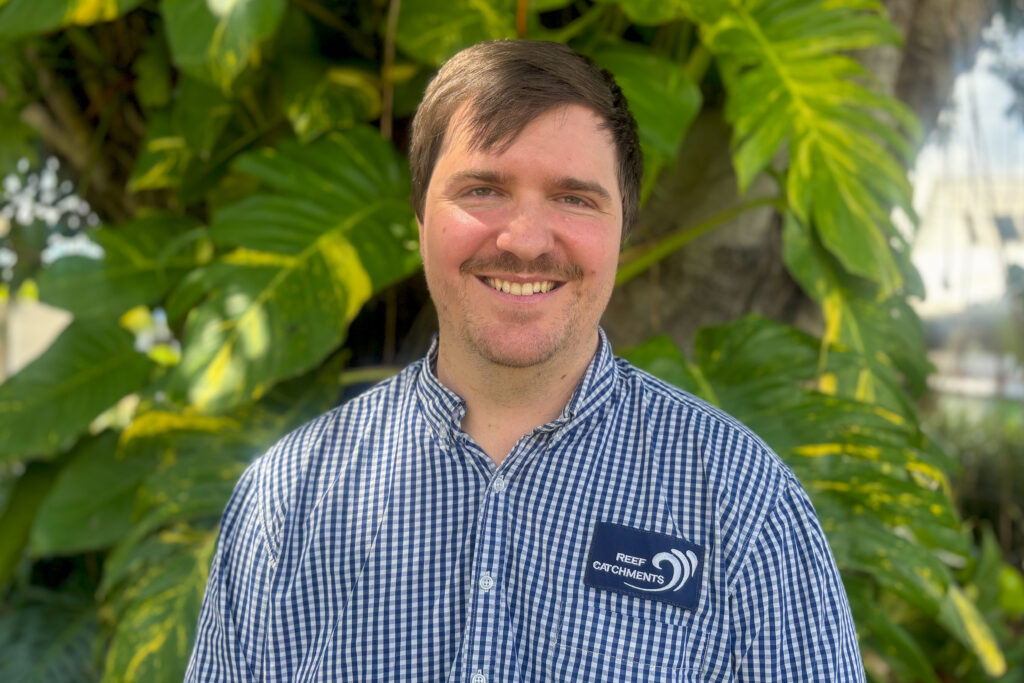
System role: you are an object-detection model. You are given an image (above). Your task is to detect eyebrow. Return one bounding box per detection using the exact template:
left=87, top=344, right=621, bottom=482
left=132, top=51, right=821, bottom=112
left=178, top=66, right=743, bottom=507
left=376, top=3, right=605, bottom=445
left=552, top=176, right=613, bottom=203
left=444, top=169, right=613, bottom=203
left=444, top=169, right=509, bottom=191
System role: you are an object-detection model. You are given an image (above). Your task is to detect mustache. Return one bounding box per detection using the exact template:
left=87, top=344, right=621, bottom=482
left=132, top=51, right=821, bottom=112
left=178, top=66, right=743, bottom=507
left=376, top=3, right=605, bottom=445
left=460, top=252, right=583, bottom=281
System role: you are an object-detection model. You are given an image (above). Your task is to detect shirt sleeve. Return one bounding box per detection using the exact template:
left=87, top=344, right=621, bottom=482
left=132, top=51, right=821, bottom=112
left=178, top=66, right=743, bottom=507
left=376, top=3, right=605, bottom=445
left=186, top=461, right=275, bottom=682
left=728, top=477, right=866, bottom=682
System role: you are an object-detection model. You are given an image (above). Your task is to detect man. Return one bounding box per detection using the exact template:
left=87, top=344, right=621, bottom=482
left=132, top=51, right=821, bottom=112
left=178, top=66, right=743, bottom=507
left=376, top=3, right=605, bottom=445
left=187, top=40, right=865, bottom=682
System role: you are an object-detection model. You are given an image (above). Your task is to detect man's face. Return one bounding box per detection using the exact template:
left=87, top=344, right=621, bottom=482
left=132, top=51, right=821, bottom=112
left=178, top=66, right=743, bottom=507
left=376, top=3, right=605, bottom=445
left=419, top=103, right=622, bottom=370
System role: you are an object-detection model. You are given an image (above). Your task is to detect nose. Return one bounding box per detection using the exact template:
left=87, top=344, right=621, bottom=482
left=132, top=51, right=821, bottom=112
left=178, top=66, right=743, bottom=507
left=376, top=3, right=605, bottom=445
left=494, top=199, right=555, bottom=262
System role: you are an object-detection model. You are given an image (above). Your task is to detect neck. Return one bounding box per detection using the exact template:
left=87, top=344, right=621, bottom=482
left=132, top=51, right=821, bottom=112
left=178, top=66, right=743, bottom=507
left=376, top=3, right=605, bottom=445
left=436, top=332, right=599, bottom=465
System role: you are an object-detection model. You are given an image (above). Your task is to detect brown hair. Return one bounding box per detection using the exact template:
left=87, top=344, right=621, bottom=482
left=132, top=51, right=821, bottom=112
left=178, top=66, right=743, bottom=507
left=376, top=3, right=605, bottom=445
left=409, top=40, right=643, bottom=237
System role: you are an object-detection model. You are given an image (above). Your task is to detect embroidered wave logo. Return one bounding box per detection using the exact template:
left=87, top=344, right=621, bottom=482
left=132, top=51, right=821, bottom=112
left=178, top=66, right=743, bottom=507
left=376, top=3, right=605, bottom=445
left=623, top=549, right=700, bottom=593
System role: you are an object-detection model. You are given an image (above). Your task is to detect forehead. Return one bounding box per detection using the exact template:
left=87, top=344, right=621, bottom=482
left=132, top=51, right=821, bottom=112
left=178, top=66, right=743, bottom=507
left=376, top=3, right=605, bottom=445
left=435, top=103, right=619, bottom=184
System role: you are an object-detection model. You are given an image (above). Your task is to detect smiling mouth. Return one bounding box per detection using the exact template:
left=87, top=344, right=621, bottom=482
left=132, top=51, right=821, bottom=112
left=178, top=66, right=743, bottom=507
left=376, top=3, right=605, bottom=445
left=483, top=277, right=559, bottom=296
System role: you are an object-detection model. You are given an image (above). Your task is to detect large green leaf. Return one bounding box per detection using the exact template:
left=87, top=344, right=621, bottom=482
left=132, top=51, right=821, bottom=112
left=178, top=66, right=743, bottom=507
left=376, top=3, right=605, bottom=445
left=689, top=0, right=919, bottom=295
left=281, top=57, right=381, bottom=143
left=594, top=0, right=689, bottom=25
left=102, top=362, right=341, bottom=600
left=0, top=0, right=143, bottom=39
left=127, top=109, right=191, bottom=192
left=782, top=214, right=930, bottom=397
left=168, top=127, right=418, bottom=412
left=97, top=365, right=345, bottom=681
left=0, top=319, right=153, bottom=460
left=101, top=524, right=214, bottom=683
left=937, top=585, right=1008, bottom=678
left=0, top=460, right=61, bottom=588
left=846, top=577, right=941, bottom=683
left=591, top=43, right=702, bottom=200
left=161, top=0, right=286, bottom=91
left=395, top=0, right=515, bottom=67
left=173, top=77, right=234, bottom=159
left=30, top=432, right=159, bottom=556
left=0, top=584, right=99, bottom=682
left=37, top=214, right=204, bottom=319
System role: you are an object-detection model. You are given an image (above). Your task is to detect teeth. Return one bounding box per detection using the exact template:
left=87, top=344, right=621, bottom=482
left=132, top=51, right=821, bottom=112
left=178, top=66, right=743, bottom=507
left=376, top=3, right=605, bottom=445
left=486, top=278, right=554, bottom=296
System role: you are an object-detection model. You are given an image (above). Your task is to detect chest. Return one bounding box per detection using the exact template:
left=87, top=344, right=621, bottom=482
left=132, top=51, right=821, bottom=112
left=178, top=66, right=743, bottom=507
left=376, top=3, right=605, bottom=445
left=263, top=423, right=731, bottom=681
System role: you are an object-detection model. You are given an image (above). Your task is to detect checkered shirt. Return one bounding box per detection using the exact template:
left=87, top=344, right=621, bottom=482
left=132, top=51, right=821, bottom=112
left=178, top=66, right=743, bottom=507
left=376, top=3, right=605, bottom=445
left=186, top=331, right=865, bottom=682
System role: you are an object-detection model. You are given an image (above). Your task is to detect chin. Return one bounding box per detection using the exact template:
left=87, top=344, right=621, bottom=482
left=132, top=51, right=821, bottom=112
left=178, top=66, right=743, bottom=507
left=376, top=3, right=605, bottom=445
left=465, top=327, right=567, bottom=369
left=462, top=323, right=585, bottom=370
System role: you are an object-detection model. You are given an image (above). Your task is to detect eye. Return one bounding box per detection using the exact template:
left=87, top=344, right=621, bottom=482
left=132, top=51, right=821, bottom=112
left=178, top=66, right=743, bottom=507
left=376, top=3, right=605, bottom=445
left=559, top=195, right=590, bottom=207
left=468, top=187, right=497, bottom=197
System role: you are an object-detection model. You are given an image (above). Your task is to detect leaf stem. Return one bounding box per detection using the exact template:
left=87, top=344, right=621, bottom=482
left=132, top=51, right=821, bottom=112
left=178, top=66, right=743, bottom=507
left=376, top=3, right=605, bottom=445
left=616, top=196, right=783, bottom=286
left=684, top=44, right=712, bottom=84
left=380, top=0, right=401, bottom=141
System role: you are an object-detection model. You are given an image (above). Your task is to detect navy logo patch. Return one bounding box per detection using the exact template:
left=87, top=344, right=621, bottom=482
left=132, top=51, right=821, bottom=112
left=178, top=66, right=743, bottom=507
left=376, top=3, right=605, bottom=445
left=584, top=521, right=704, bottom=611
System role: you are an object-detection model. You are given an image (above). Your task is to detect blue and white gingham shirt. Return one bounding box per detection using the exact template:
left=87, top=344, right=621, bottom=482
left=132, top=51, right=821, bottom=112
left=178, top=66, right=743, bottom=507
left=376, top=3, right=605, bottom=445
left=187, top=331, right=865, bottom=682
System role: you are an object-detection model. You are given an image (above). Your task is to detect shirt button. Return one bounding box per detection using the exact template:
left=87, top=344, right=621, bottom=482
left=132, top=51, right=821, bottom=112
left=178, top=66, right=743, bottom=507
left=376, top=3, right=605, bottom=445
left=491, top=476, right=506, bottom=493
left=471, top=672, right=486, bottom=683
left=479, top=572, right=495, bottom=592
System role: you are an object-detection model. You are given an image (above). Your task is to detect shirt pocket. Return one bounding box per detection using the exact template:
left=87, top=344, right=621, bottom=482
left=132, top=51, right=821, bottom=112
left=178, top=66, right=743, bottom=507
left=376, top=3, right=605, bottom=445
left=557, top=595, right=707, bottom=682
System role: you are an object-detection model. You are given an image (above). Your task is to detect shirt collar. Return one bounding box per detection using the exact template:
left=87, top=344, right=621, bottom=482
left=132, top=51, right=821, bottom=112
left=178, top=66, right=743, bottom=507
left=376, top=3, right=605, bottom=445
left=414, top=328, right=618, bottom=444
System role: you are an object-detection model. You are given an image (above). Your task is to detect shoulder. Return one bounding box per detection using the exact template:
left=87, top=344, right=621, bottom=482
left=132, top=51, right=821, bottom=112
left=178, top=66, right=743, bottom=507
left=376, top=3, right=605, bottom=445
left=241, top=360, right=424, bottom=555
left=613, top=357, right=803, bottom=575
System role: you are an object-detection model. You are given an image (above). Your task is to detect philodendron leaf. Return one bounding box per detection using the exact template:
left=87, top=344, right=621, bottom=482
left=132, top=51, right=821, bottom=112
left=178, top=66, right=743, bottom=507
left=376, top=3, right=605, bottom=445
left=161, top=0, right=286, bottom=91
left=128, top=110, right=191, bottom=191
left=0, top=584, right=99, bottom=682
left=782, top=214, right=930, bottom=397
left=0, top=460, right=61, bottom=588
left=30, top=432, right=160, bottom=556
left=281, top=58, right=381, bottom=143
left=937, top=585, right=1008, bottom=678
left=169, top=126, right=419, bottom=412
left=691, top=0, right=919, bottom=295
left=845, top=576, right=941, bottom=683
left=101, top=524, right=214, bottom=683
left=0, top=319, right=153, bottom=460
left=593, top=0, right=688, bottom=25
left=591, top=43, right=702, bottom=200
left=37, top=214, right=204, bottom=319
left=395, top=0, right=515, bottom=67
left=0, top=0, right=143, bottom=39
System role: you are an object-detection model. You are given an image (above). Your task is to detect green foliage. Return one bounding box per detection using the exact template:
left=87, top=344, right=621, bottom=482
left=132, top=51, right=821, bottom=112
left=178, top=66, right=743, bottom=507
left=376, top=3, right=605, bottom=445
left=0, top=0, right=1017, bottom=680
left=30, top=432, right=157, bottom=556
left=0, top=0, right=143, bottom=39
left=37, top=214, right=205, bottom=320
left=101, top=524, right=214, bottom=683
left=395, top=0, right=516, bottom=66
left=161, top=0, right=286, bottom=91
left=686, top=0, right=921, bottom=313
left=0, top=319, right=153, bottom=459
left=591, top=42, right=702, bottom=199
left=0, top=582, right=99, bottom=682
